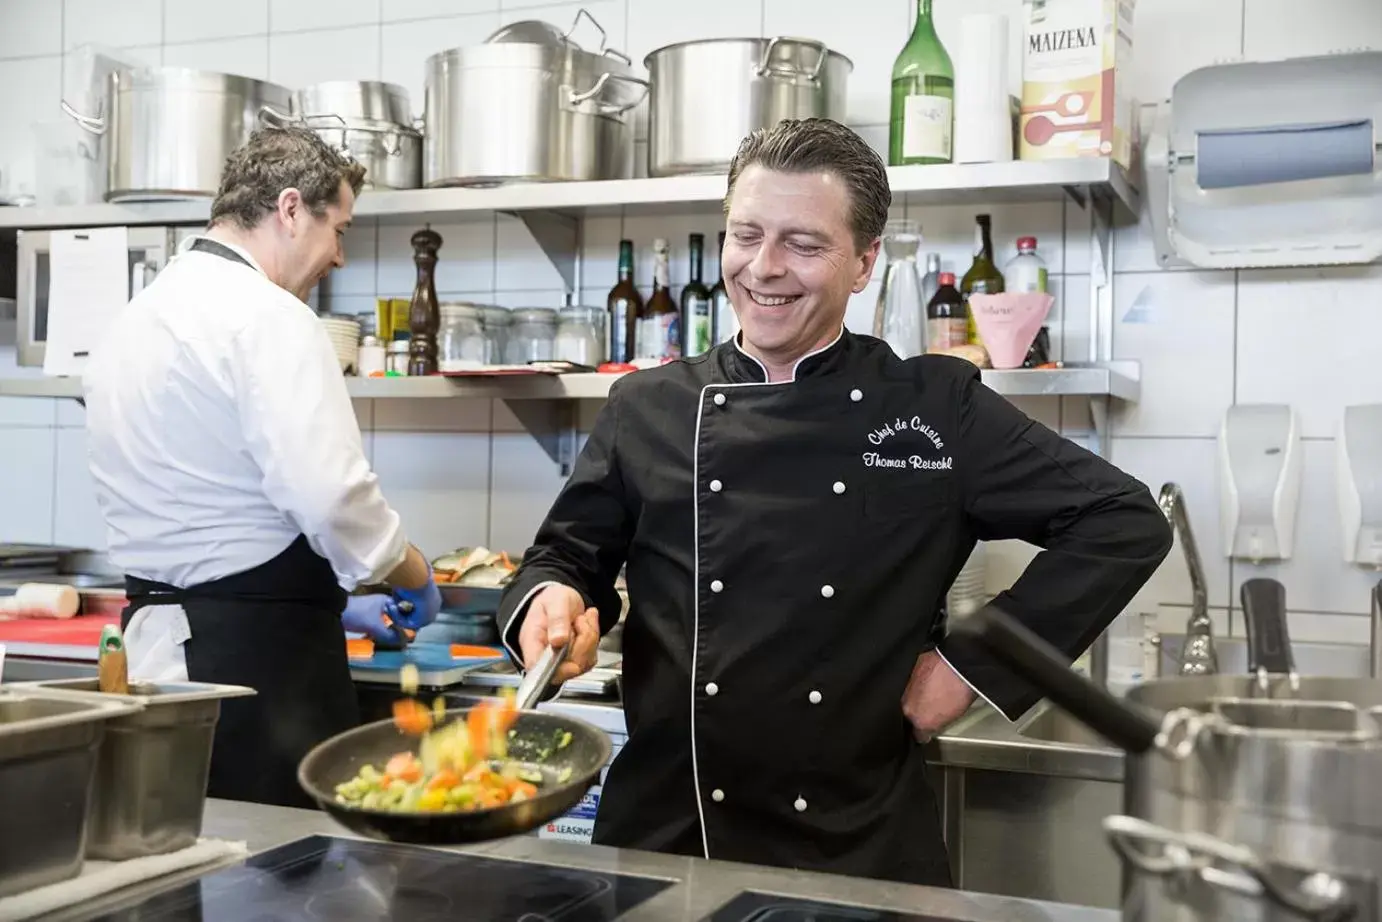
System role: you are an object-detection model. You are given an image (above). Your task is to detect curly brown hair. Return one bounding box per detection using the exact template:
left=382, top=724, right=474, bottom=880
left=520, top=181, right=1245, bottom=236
left=209, top=126, right=366, bottom=230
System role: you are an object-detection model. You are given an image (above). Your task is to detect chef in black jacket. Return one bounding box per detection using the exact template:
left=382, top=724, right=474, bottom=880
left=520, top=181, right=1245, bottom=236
left=496, top=118, right=1172, bottom=885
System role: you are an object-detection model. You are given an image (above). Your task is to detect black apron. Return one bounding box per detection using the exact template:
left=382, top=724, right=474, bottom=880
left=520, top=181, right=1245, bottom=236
left=120, top=237, right=360, bottom=809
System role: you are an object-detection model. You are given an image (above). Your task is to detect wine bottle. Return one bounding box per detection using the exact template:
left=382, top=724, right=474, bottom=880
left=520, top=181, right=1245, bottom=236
left=960, top=214, right=1004, bottom=344
left=640, top=238, right=679, bottom=360
left=606, top=239, right=642, bottom=363
left=681, top=233, right=713, bottom=356
left=889, top=0, right=955, bottom=166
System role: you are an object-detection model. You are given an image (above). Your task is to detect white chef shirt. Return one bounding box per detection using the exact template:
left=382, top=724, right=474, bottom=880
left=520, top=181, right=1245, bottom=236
left=83, top=237, right=407, bottom=680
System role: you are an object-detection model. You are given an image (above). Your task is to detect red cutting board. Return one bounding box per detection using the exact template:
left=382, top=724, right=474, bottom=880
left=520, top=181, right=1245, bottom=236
left=0, top=613, right=117, bottom=646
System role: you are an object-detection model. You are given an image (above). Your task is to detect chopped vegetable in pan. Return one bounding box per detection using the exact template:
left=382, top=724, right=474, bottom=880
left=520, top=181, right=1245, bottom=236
left=337, top=690, right=547, bottom=814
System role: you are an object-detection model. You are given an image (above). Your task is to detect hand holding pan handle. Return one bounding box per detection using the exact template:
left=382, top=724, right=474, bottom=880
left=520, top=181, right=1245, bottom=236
left=946, top=604, right=1164, bottom=754
left=515, top=643, right=572, bottom=711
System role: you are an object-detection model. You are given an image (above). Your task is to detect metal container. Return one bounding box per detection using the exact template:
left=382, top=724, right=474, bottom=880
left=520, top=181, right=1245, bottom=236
left=953, top=583, right=1382, bottom=922
left=643, top=37, right=852, bottom=178
left=265, top=108, right=422, bottom=191
left=62, top=67, right=292, bottom=202
left=291, top=80, right=413, bottom=126
left=0, top=689, right=143, bottom=897
left=279, top=81, right=423, bottom=191
left=423, top=9, right=649, bottom=186
left=16, top=678, right=256, bottom=860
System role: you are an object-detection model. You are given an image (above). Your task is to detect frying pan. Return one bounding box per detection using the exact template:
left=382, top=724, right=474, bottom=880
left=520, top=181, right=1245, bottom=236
left=298, top=645, right=612, bottom=844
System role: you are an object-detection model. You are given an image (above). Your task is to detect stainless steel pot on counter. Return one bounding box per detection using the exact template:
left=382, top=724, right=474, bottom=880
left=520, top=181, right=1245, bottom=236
left=952, top=578, right=1382, bottom=922
left=643, top=37, right=852, bottom=178
left=424, top=9, right=649, bottom=187
left=62, top=67, right=292, bottom=202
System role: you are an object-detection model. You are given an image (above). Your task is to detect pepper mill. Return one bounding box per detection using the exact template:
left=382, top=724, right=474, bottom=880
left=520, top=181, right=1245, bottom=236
left=408, top=227, right=442, bottom=376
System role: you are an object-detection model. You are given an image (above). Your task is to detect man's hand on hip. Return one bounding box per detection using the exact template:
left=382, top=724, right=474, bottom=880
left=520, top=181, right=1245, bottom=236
left=518, top=584, right=601, bottom=685
left=902, top=649, right=977, bottom=743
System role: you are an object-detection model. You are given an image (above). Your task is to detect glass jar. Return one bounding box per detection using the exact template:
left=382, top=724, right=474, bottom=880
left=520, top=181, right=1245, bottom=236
left=554, top=306, right=606, bottom=367
left=438, top=303, right=487, bottom=372
left=481, top=306, right=511, bottom=365
left=385, top=340, right=410, bottom=375
left=505, top=307, right=558, bottom=364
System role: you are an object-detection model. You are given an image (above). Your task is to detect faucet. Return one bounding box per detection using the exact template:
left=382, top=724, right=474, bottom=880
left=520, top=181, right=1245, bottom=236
left=1371, top=580, right=1381, bottom=679
left=1157, top=483, right=1218, bottom=676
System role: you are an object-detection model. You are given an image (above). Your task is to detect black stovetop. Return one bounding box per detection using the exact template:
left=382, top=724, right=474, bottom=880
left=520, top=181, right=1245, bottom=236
left=83, top=835, right=674, bottom=922
left=704, top=892, right=953, bottom=922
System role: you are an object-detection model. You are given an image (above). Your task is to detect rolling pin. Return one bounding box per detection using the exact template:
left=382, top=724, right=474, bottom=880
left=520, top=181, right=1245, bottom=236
left=98, top=623, right=130, bottom=695
left=0, top=583, right=81, bottom=619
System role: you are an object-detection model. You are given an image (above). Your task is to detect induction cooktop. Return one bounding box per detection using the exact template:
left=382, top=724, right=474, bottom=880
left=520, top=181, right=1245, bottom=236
left=83, top=835, right=674, bottom=922
left=704, top=892, right=953, bottom=922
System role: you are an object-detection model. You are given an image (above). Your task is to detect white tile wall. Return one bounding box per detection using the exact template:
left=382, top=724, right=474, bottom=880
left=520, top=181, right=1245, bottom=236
left=1, top=0, right=1380, bottom=635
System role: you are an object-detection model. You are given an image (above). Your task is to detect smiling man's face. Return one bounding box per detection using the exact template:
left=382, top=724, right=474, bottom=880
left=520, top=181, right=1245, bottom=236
left=722, top=164, right=879, bottom=370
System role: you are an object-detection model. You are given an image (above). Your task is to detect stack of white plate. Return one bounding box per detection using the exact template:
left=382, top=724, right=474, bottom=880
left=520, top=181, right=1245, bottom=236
left=320, top=316, right=361, bottom=373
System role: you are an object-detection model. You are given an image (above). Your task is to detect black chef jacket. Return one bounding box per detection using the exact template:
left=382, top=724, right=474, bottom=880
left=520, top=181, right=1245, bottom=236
left=497, top=329, right=1171, bottom=885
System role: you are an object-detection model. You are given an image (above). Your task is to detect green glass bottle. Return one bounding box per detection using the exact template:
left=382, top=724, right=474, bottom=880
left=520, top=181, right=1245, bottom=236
left=889, top=0, right=955, bottom=166
left=681, top=233, right=713, bottom=356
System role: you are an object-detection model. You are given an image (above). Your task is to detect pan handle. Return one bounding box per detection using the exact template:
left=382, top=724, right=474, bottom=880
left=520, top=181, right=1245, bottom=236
left=515, top=644, right=571, bottom=710
left=1103, top=815, right=1363, bottom=922
left=1241, top=578, right=1297, bottom=690
left=947, top=604, right=1163, bottom=754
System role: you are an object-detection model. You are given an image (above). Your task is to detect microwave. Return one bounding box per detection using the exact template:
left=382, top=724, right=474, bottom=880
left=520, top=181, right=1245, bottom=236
left=15, top=225, right=202, bottom=368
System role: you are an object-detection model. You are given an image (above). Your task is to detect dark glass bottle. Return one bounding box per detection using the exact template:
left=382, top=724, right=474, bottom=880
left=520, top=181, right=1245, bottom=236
left=640, top=238, right=679, bottom=360
left=925, top=271, right=967, bottom=353
left=681, top=233, right=713, bottom=356
left=606, top=239, right=641, bottom=363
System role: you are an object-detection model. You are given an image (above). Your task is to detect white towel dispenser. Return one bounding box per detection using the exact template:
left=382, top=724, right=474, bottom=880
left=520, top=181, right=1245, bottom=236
left=1144, top=50, right=1382, bottom=270
left=1337, top=404, right=1382, bottom=568
left=1218, top=405, right=1302, bottom=562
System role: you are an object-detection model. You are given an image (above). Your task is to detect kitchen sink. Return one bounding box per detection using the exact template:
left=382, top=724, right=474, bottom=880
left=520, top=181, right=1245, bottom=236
left=1015, top=706, right=1119, bottom=750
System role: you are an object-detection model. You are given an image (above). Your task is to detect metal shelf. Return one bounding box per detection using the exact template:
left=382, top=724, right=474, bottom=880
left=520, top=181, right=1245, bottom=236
left=0, top=157, right=1139, bottom=230
left=0, top=363, right=1138, bottom=403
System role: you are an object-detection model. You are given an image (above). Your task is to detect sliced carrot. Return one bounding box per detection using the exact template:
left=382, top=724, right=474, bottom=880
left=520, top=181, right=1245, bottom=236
left=385, top=752, right=416, bottom=777
left=427, top=769, right=460, bottom=791
left=345, top=638, right=374, bottom=659
left=396, top=762, right=422, bottom=783
left=392, top=698, right=433, bottom=736
left=468, top=703, right=490, bottom=759
left=512, top=780, right=538, bottom=799
left=450, top=644, right=502, bottom=659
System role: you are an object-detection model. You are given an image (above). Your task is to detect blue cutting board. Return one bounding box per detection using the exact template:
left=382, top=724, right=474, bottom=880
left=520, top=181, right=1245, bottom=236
left=348, top=641, right=506, bottom=687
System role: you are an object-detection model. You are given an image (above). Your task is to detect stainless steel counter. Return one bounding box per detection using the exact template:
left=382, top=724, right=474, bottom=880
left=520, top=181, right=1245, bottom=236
left=41, top=799, right=1118, bottom=922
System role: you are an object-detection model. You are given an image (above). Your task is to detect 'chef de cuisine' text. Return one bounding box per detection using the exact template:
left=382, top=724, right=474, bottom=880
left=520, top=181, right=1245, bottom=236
left=867, top=417, right=945, bottom=449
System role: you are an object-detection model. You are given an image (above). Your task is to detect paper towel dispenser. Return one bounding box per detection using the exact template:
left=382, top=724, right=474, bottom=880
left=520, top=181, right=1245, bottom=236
left=1144, top=50, right=1382, bottom=270
left=1337, top=404, right=1382, bottom=569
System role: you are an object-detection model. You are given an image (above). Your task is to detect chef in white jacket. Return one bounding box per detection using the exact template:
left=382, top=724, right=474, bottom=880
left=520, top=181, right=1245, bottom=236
left=82, top=126, right=442, bottom=808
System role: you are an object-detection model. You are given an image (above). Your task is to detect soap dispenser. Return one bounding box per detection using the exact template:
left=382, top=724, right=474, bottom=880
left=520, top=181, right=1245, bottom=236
left=1336, top=403, right=1382, bottom=568
left=1218, top=404, right=1302, bottom=562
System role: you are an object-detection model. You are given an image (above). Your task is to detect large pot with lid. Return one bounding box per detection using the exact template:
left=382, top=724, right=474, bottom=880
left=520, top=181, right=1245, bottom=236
left=62, top=67, right=292, bottom=202
left=260, top=80, right=422, bottom=191
left=424, top=9, right=648, bottom=186
left=643, top=37, right=852, bottom=178
left=951, top=578, right=1382, bottom=922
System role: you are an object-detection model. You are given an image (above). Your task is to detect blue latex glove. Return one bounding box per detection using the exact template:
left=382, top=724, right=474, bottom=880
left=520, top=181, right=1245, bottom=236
left=341, top=593, right=398, bottom=643
left=390, top=565, right=442, bottom=631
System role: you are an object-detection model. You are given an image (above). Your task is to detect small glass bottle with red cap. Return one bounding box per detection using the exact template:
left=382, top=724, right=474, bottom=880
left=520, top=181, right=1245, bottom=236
left=925, top=272, right=968, bottom=353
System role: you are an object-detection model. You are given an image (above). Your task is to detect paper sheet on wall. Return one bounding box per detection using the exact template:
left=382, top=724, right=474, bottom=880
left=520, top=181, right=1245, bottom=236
left=42, top=226, right=129, bottom=378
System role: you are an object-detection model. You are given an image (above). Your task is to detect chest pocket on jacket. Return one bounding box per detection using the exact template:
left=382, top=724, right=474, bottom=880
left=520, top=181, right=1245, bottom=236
left=862, top=476, right=956, bottom=523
